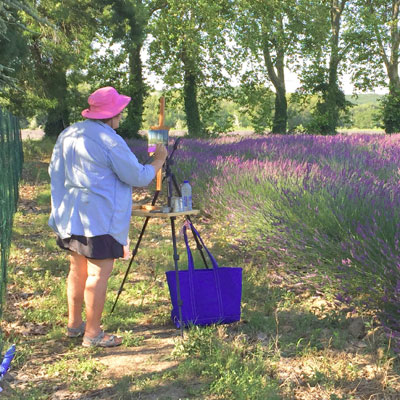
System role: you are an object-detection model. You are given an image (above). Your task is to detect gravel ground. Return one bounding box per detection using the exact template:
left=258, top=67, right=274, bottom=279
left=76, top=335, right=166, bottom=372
left=21, top=128, right=384, bottom=141
left=21, top=129, right=45, bottom=140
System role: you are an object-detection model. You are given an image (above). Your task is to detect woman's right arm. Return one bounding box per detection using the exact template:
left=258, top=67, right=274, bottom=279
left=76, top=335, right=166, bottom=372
left=108, top=142, right=167, bottom=187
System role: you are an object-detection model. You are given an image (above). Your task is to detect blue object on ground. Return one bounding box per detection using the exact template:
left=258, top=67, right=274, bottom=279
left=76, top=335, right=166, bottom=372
left=0, top=344, right=16, bottom=378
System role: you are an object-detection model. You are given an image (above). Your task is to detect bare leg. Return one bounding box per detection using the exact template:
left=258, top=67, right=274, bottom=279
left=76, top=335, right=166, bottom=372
left=84, top=257, right=116, bottom=339
left=67, top=252, right=88, bottom=329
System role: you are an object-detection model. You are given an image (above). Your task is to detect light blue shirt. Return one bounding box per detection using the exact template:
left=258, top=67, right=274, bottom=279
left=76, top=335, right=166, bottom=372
left=48, top=119, right=155, bottom=245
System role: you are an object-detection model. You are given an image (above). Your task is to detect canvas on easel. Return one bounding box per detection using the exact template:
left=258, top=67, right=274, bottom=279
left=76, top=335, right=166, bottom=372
left=148, top=97, right=170, bottom=191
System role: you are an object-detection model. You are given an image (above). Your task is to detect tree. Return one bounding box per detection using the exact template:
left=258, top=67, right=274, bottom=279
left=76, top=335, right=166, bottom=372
left=296, top=0, right=353, bottom=135
left=233, top=0, right=306, bottom=134
left=234, top=77, right=274, bottom=134
left=0, top=0, right=47, bottom=89
left=2, top=0, right=99, bottom=136
left=349, top=0, right=400, bottom=133
left=92, top=0, right=165, bottom=138
left=149, top=0, right=231, bottom=137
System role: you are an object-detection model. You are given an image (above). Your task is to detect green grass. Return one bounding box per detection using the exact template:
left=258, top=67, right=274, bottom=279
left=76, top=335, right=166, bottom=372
left=172, top=326, right=281, bottom=400
left=2, top=137, right=400, bottom=399
left=45, top=348, right=107, bottom=391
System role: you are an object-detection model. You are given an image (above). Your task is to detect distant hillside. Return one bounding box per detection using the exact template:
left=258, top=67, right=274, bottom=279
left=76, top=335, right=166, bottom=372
left=345, top=93, right=384, bottom=105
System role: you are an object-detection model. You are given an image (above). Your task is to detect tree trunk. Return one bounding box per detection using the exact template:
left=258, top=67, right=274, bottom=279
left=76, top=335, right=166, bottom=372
left=380, top=0, right=400, bottom=133
left=44, top=105, right=69, bottom=137
left=30, top=41, right=69, bottom=137
left=386, top=1, right=400, bottom=93
left=126, top=42, right=146, bottom=138
left=44, top=69, right=69, bottom=137
left=326, top=0, right=342, bottom=134
left=325, top=59, right=340, bottom=134
left=123, top=15, right=147, bottom=138
left=388, top=0, right=400, bottom=88
left=262, top=25, right=287, bottom=134
left=314, top=0, right=346, bottom=135
left=273, top=86, right=287, bottom=134
left=183, top=60, right=202, bottom=137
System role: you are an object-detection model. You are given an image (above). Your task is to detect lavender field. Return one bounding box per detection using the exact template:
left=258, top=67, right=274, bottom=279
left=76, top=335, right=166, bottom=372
left=7, top=134, right=400, bottom=399
left=136, top=133, right=400, bottom=348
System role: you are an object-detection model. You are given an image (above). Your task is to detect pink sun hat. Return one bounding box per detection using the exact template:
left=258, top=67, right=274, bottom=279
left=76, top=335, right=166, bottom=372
left=81, top=86, right=131, bottom=119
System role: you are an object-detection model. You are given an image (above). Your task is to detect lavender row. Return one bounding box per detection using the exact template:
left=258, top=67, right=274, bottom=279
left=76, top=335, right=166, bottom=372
left=130, top=134, right=400, bottom=348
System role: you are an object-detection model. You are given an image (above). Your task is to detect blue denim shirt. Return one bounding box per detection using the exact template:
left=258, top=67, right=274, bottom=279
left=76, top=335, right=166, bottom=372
left=48, top=119, right=155, bottom=245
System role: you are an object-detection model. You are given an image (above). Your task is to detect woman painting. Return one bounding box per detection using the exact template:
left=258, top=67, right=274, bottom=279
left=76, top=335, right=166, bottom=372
left=48, top=86, right=167, bottom=347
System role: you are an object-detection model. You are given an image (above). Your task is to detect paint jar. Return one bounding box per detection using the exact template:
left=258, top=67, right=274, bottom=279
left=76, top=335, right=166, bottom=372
left=172, top=197, right=183, bottom=212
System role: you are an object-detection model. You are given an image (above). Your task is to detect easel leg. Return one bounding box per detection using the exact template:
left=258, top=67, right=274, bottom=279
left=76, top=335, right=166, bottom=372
left=111, top=216, right=151, bottom=313
left=170, top=216, right=184, bottom=337
left=111, top=190, right=161, bottom=313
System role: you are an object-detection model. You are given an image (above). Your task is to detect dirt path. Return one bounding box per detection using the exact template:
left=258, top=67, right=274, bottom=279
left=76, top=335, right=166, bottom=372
left=4, top=264, right=189, bottom=399
left=3, top=181, right=194, bottom=399
left=21, top=129, right=45, bottom=140
left=48, top=325, right=185, bottom=400
left=5, top=325, right=186, bottom=399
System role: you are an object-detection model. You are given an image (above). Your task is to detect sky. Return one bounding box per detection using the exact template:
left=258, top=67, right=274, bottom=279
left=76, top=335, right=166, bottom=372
left=285, top=70, right=388, bottom=96
left=147, top=67, right=388, bottom=96
left=141, top=42, right=390, bottom=96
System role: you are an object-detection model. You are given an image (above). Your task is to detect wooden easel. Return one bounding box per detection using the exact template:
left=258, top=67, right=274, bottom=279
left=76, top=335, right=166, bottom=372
left=149, top=97, right=169, bottom=191
left=111, top=100, right=209, bottom=334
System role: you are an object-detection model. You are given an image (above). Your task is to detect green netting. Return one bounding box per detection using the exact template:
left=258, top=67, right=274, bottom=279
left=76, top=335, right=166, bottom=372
left=0, top=107, right=23, bottom=319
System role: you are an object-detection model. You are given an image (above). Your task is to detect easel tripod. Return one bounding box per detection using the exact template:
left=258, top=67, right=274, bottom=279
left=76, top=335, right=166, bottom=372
left=111, top=138, right=209, bottom=335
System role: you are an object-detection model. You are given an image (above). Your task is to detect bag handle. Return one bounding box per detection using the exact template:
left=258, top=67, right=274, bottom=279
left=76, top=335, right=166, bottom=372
left=182, top=222, right=224, bottom=321
left=183, top=222, right=219, bottom=272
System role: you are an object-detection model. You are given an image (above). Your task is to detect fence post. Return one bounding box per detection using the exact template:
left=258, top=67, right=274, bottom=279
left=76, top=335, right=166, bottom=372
left=0, top=107, right=23, bottom=351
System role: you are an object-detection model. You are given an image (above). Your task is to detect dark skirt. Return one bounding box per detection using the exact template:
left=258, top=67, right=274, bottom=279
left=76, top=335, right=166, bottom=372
left=56, top=234, right=124, bottom=260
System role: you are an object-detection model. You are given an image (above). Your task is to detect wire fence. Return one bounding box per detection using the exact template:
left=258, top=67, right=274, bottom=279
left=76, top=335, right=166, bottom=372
left=0, top=107, right=23, bottom=319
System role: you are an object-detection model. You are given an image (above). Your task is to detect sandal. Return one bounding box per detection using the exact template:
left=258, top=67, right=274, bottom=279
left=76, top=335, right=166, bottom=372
left=82, top=331, right=122, bottom=348
left=67, top=321, right=86, bottom=338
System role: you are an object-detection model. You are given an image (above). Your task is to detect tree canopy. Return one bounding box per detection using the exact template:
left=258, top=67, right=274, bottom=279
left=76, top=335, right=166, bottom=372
left=0, top=0, right=398, bottom=135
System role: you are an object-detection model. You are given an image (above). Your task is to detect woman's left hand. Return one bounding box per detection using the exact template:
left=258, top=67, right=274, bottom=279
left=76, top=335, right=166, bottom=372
left=122, top=239, right=131, bottom=260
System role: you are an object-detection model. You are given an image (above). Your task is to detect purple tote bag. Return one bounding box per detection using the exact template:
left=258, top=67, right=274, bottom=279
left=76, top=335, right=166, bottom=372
left=166, top=223, right=242, bottom=328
